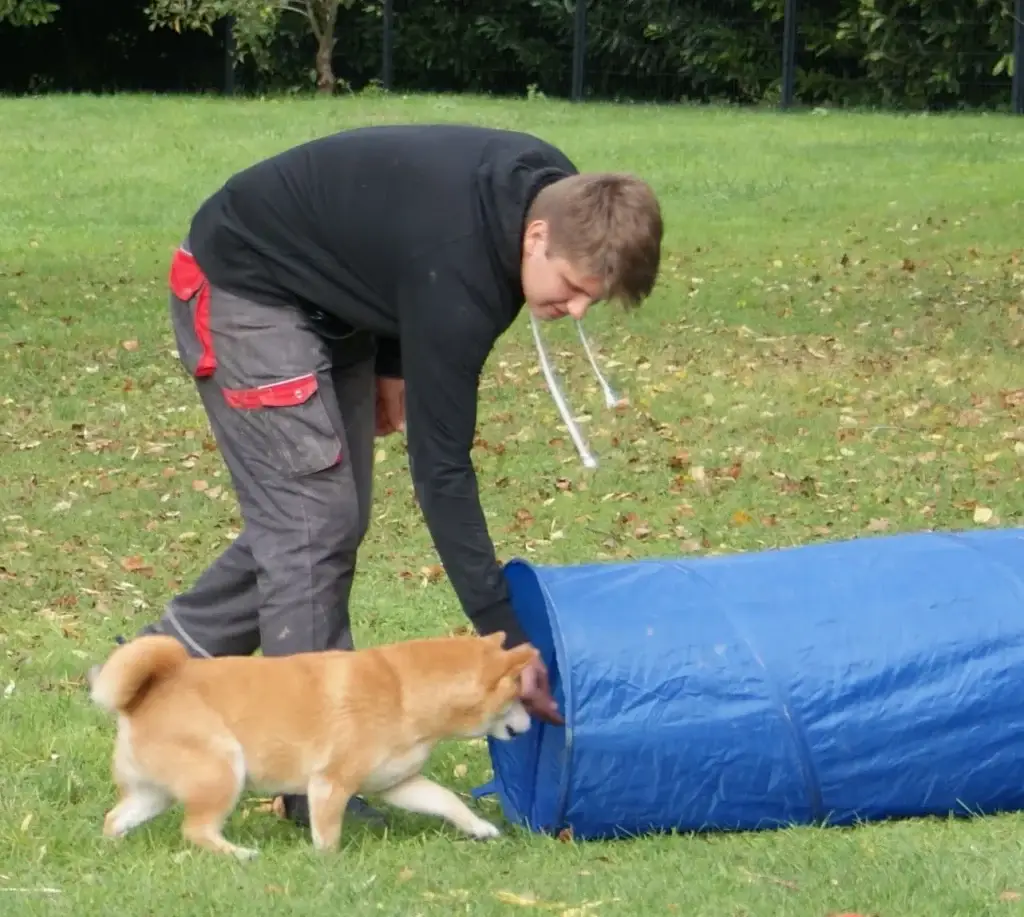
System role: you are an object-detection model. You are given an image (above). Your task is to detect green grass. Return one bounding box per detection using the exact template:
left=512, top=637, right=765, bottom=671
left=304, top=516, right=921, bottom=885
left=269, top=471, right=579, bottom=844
left=2, top=91, right=1024, bottom=915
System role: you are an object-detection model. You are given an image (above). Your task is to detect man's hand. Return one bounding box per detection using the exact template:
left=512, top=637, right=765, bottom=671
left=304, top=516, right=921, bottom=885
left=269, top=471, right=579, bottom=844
left=375, top=376, right=406, bottom=437
left=519, top=656, right=565, bottom=726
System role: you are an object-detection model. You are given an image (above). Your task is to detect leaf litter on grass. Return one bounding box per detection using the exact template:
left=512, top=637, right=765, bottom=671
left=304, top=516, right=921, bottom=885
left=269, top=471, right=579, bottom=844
left=3, top=97, right=1024, bottom=916
left=419, top=888, right=621, bottom=915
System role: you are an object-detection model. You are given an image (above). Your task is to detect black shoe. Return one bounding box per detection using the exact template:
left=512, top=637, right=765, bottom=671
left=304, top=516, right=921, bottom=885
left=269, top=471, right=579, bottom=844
left=281, top=793, right=387, bottom=829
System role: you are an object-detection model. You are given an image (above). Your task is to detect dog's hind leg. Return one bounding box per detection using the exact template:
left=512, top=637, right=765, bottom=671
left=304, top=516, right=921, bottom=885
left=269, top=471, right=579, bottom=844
left=103, top=719, right=174, bottom=839
left=104, top=784, right=173, bottom=839
left=379, top=775, right=501, bottom=840
left=175, top=744, right=258, bottom=860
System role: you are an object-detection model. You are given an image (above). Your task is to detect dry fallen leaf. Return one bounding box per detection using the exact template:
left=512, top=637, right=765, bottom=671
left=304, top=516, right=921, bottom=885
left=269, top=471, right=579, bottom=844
left=668, top=449, right=690, bottom=470
left=120, top=555, right=155, bottom=577
left=0, top=885, right=60, bottom=895
left=421, top=889, right=470, bottom=902
left=562, top=902, right=619, bottom=917
left=512, top=508, right=535, bottom=529
left=121, top=339, right=139, bottom=351
left=740, top=868, right=798, bottom=891
left=974, top=506, right=994, bottom=524
left=397, top=867, right=414, bottom=883
left=999, top=890, right=1022, bottom=902
left=1000, top=389, right=1024, bottom=409
left=420, top=564, right=445, bottom=585
left=494, top=890, right=545, bottom=907
left=453, top=763, right=468, bottom=779
left=263, top=796, right=287, bottom=819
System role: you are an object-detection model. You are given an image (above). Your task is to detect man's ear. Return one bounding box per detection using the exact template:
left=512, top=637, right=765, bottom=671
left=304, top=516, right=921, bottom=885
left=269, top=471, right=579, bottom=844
left=522, top=219, right=549, bottom=257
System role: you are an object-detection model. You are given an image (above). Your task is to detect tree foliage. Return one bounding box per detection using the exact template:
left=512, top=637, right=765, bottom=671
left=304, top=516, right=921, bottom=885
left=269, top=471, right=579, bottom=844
left=306, top=0, right=1017, bottom=109
left=0, top=0, right=59, bottom=27
left=1, top=0, right=1018, bottom=108
left=145, top=0, right=355, bottom=91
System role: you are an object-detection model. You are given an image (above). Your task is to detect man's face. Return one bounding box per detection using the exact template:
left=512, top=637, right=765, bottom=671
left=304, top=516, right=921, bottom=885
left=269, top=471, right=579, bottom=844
left=521, top=219, right=605, bottom=321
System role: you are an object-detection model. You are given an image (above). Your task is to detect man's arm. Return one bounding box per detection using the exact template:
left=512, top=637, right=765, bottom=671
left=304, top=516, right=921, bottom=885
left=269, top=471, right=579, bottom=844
left=397, top=274, right=528, bottom=649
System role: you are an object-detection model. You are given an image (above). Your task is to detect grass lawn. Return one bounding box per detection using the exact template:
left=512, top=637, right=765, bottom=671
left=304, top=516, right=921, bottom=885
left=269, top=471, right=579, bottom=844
left=2, top=91, right=1024, bottom=915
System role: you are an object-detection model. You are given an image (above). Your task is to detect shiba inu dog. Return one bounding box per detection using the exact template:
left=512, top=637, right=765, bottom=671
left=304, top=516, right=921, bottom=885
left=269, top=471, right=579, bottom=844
left=89, top=631, right=537, bottom=859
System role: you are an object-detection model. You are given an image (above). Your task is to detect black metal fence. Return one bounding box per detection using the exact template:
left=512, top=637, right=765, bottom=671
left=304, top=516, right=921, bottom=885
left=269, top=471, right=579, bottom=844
left=371, top=0, right=1024, bottom=113
left=1014, top=0, right=1024, bottom=111
left=3, top=0, right=1022, bottom=109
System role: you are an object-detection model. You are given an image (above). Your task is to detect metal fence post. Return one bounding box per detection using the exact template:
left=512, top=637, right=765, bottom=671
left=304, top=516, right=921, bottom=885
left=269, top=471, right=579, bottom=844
left=1013, top=0, right=1023, bottom=114
left=382, top=0, right=394, bottom=91
left=571, top=0, right=587, bottom=102
left=780, top=0, right=797, bottom=109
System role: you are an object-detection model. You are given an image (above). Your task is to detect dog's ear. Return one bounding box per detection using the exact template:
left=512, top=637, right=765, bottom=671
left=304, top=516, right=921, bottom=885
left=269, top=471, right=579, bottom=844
left=483, top=630, right=506, bottom=648
left=503, top=643, right=540, bottom=677
left=486, top=643, right=539, bottom=693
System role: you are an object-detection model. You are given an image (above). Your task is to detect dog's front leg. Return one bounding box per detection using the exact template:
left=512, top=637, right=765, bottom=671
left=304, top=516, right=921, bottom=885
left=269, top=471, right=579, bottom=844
left=307, top=774, right=353, bottom=852
left=380, top=775, right=500, bottom=840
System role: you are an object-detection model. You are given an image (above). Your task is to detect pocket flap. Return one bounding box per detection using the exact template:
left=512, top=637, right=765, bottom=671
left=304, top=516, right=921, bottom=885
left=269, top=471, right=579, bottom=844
left=169, top=248, right=207, bottom=301
left=222, top=373, right=319, bottom=410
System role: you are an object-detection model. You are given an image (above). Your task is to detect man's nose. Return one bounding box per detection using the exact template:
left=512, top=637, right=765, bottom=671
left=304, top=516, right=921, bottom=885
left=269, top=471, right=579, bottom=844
left=566, top=296, right=591, bottom=320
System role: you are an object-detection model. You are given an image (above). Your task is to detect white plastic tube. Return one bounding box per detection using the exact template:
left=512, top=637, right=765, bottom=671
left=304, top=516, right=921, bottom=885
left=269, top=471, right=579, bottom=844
left=529, top=312, right=599, bottom=468
left=576, top=318, right=622, bottom=408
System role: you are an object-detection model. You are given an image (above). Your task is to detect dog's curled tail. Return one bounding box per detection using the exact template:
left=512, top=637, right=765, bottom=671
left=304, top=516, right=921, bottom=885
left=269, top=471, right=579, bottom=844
left=89, top=635, right=189, bottom=714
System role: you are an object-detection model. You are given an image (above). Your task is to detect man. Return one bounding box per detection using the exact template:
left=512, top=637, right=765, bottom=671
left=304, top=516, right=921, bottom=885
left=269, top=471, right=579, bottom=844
left=138, top=122, right=663, bottom=829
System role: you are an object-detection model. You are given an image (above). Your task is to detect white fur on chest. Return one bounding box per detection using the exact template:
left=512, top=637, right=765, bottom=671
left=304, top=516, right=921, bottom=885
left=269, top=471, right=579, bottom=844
left=359, top=742, right=433, bottom=794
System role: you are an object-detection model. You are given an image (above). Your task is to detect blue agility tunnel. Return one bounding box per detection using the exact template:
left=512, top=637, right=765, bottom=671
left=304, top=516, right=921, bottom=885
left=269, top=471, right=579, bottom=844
left=476, top=527, right=1024, bottom=840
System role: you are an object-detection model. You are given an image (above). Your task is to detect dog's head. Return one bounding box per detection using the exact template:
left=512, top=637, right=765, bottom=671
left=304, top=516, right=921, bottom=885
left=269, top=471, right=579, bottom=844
left=459, top=633, right=540, bottom=741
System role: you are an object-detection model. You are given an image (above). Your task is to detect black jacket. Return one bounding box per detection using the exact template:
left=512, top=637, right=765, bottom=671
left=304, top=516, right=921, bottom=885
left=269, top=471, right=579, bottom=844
left=186, top=123, right=579, bottom=647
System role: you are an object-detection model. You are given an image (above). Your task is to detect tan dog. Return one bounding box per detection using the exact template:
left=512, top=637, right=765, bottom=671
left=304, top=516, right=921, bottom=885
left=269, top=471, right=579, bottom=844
left=88, top=631, right=537, bottom=859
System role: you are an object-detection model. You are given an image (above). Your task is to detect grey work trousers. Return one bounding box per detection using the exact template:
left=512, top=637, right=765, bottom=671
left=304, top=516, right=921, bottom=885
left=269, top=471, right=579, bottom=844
left=138, top=246, right=377, bottom=658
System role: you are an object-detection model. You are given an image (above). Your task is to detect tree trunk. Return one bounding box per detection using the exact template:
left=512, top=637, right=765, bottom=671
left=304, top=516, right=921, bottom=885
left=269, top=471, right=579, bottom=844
left=315, top=33, right=335, bottom=94
left=312, top=0, right=339, bottom=94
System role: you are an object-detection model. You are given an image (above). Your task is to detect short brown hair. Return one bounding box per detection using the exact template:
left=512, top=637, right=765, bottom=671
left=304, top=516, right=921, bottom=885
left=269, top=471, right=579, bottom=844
left=527, top=172, right=663, bottom=307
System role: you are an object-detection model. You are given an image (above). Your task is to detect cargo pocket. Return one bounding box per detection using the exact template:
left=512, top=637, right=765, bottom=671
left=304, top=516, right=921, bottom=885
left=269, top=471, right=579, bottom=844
left=168, top=247, right=216, bottom=378
left=222, top=372, right=344, bottom=478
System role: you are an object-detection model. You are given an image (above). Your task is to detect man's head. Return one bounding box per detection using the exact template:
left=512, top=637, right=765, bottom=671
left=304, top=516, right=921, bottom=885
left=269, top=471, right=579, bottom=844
left=520, top=172, right=663, bottom=321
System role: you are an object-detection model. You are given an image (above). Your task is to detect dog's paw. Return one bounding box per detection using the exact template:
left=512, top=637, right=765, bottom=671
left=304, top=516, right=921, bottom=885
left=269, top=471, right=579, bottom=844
left=466, top=817, right=502, bottom=841
left=231, top=845, right=260, bottom=862
left=103, top=811, right=126, bottom=840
